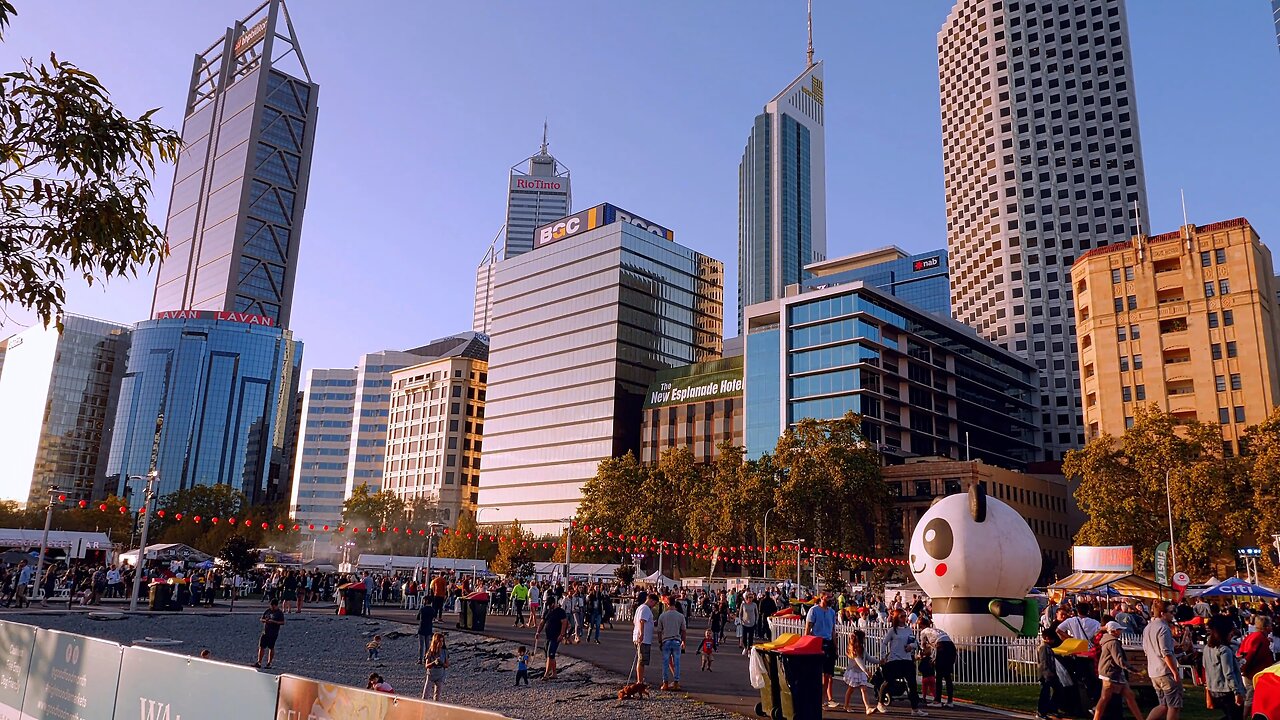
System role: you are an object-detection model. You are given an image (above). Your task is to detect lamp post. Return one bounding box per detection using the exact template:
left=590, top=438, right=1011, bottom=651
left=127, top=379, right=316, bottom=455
left=423, top=522, right=444, bottom=582
left=127, top=471, right=158, bottom=611
left=1164, top=468, right=1177, bottom=576
left=762, top=507, right=776, bottom=580
left=781, top=539, right=805, bottom=598
left=655, top=540, right=675, bottom=581
left=812, top=553, right=826, bottom=592
left=557, top=518, right=575, bottom=583
left=33, top=485, right=62, bottom=605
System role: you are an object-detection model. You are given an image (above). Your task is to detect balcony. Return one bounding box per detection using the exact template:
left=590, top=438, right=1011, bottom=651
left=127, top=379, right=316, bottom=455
left=1156, top=288, right=1184, bottom=305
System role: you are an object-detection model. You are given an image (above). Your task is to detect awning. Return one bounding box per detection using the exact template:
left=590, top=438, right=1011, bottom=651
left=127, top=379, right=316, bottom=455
left=1048, top=571, right=1168, bottom=599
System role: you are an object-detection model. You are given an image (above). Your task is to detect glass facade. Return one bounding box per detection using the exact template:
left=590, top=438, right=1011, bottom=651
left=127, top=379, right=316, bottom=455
left=1274, top=0, right=1280, bottom=54
left=744, top=282, right=1038, bottom=469
left=479, top=221, right=723, bottom=532
left=738, top=62, right=827, bottom=333
left=803, top=250, right=951, bottom=318
left=151, top=2, right=317, bottom=328
left=503, top=148, right=571, bottom=260
left=103, top=317, right=301, bottom=506
left=288, top=368, right=356, bottom=529
left=0, top=316, right=131, bottom=505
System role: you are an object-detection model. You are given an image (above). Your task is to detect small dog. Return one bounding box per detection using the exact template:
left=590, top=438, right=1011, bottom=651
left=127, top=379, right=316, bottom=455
left=617, top=682, right=650, bottom=700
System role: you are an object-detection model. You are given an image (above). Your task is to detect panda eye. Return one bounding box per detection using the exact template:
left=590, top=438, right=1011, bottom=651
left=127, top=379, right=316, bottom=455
left=922, top=518, right=953, bottom=560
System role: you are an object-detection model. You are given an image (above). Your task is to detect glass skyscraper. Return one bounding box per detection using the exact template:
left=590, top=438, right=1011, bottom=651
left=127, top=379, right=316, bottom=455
left=103, top=313, right=300, bottom=506
left=150, top=0, right=317, bottom=329
left=478, top=212, right=723, bottom=533
left=0, top=315, right=131, bottom=505
left=738, top=60, right=827, bottom=333
left=1274, top=0, right=1280, bottom=54
left=803, top=247, right=952, bottom=318
left=474, top=133, right=571, bottom=335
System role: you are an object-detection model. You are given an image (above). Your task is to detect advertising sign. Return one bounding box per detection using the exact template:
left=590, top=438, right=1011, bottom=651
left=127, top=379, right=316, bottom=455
left=912, top=256, right=941, bottom=272
left=114, top=646, right=278, bottom=720
left=22, top=629, right=122, bottom=720
left=0, top=623, right=36, bottom=720
left=1154, top=542, right=1170, bottom=586
left=152, top=310, right=276, bottom=327
left=1072, top=545, right=1134, bottom=573
left=534, top=203, right=675, bottom=249
left=643, top=364, right=744, bottom=409
left=509, top=176, right=566, bottom=192
left=276, top=675, right=507, bottom=720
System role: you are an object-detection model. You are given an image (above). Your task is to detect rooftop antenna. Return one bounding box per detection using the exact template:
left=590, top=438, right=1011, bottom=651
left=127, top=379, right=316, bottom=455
left=1180, top=188, right=1189, bottom=227
left=806, top=0, right=815, bottom=67
left=540, top=119, right=549, bottom=155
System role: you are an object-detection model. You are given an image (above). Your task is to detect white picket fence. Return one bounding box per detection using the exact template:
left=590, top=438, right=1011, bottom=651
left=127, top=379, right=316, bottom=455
left=768, top=617, right=1048, bottom=686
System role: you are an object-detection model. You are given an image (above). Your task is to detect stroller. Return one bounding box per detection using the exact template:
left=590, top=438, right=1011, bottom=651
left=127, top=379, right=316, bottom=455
left=869, top=665, right=913, bottom=707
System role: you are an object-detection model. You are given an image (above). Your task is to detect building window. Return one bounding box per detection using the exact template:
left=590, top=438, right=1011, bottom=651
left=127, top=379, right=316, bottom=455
left=1211, top=344, right=1222, bottom=360
left=1119, top=356, right=1129, bottom=372
left=1215, top=375, right=1226, bottom=392
left=1227, top=341, right=1238, bottom=358
left=1133, top=354, right=1143, bottom=370
left=1204, top=282, right=1215, bottom=298
left=1219, top=407, right=1230, bottom=424
left=1116, top=326, right=1126, bottom=341
left=1231, top=374, right=1242, bottom=391
left=1113, top=297, right=1124, bottom=313
left=1234, top=406, right=1246, bottom=423
left=1111, top=268, right=1122, bottom=284
left=1130, top=325, right=1140, bottom=339
left=1124, top=416, right=1135, bottom=429
left=1216, top=248, right=1227, bottom=264
left=1125, top=267, right=1134, bottom=281
left=1208, top=312, right=1219, bottom=329
left=1200, top=251, right=1211, bottom=267
left=1219, top=279, right=1230, bottom=295
left=1121, top=386, right=1131, bottom=402
left=1127, top=295, right=1137, bottom=310
left=1223, top=310, right=1234, bottom=326
left=1136, top=385, right=1146, bottom=400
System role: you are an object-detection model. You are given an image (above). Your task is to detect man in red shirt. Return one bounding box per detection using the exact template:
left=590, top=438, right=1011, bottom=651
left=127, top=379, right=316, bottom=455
left=1239, top=614, right=1275, bottom=717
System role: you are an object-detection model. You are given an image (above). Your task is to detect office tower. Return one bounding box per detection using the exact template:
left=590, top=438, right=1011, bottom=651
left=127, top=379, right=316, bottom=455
left=640, top=356, right=744, bottom=465
left=0, top=315, right=131, bottom=505
left=288, top=368, right=356, bottom=530
left=289, top=333, right=489, bottom=528
left=383, top=353, right=489, bottom=522
left=738, top=7, right=827, bottom=333
left=804, top=247, right=952, bottom=318
left=1274, top=0, right=1280, bottom=54
left=150, top=0, right=317, bottom=329
left=474, top=130, right=572, bottom=334
left=743, top=282, right=1038, bottom=469
left=477, top=205, right=723, bottom=532
left=939, top=0, right=1149, bottom=460
left=1073, top=218, right=1280, bottom=454
left=103, top=311, right=300, bottom=506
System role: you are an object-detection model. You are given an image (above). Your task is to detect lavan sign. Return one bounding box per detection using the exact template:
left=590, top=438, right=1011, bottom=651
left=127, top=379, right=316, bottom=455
left=153, top=310, right=276, bottom=327
left=534, top=203, right=675, bottom=249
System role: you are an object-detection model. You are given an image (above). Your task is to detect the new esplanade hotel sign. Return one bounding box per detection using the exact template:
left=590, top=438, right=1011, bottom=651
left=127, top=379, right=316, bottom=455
left=534, top=202, right=675, bottom=249
left=643, top=357, right=744, bottom=410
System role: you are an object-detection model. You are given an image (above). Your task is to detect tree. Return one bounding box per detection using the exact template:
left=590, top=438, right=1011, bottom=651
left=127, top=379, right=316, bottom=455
left=437, top=509, right=477, bottom=559
left=1065, top=405, right=1250, bottom=573
left=219, top=534, right=256, bottom=610
left=576, top=452, right=649, bottom=538
left=341, top=484, right=408, bottom=554
left=489, top=520, right=534, bottom=579
left=614, top=563, right=636, bottom=586
left=0, top=2, right=181, bottom=328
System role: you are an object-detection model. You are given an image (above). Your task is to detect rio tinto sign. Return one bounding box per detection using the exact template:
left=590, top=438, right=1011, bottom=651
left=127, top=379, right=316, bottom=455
left=512, top=178, right=564, bottom=191
left=154, top=310, right=276, bottom=327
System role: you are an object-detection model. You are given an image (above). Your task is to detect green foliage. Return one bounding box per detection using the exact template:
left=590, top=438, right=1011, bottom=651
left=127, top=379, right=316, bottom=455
left=153, top=484, right=246, bottom=537
left=488, top=520, right=534, bottom=579
left=437, top=509, right=477, bottom=559
left=0, top=15, right=181, bottom=328
left=341, top=483, right=410, bottom=554
left=1065, top=405, right=1253, bottom=573
left=219, top=534, right=257, bottom=574
left=614, top=564, right=636, bottom=585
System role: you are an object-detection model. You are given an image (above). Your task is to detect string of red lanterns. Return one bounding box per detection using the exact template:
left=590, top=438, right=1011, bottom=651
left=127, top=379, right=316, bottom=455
left=65, top=502, right=907, bottom=567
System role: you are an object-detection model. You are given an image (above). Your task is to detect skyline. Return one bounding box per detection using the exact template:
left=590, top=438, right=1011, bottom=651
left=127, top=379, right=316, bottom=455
left=0, top=1, right=1276, bottom=372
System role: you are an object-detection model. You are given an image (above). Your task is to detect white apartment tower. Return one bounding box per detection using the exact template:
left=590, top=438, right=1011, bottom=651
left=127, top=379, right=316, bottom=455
left=289, top=367, right=357, bottom=529
left=939, top=0, right=1148, bottom=459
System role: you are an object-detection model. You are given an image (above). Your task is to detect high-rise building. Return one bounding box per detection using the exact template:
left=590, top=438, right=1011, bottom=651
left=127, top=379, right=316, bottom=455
left=1273, top=0, right=1280, bottom=53
left=474, top=131, right=572, bottom=335
left=743, top=281, right=1039, bottom=470
left=738, top=35, right=827, bottom=334
left=1073, top=218, right=1280, bottom=454
left=383, top=353, right=488, bottom=522
left=939, top=0, right=1149, bottom=460
left=288, top=368, right=357, bottom=530
left=150, top=0, right=317, bottom=329
left=640, top=356, right=744, bottom=465
left=478, top=207, right=723, bottom=532
left=103, top=311, right=300, bottom=506
left=0, top=315, right=131, bottom=505
left=803, top=247, right=952, bottom=318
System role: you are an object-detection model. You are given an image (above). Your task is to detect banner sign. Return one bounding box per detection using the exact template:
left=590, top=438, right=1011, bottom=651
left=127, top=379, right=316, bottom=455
left=276, top=675, right=507, bottom=720
left=0, top=623, right=36, bottom=720
left=22, top=629, right=122, bottom=720
left=643, top=362, right=743, bottom=409
left=114, top=647, right=278, bottom=720
left=1154, top=542, right=1170, bottom=586
left=1072, top=545, right=1134, bottom=573
left=534, top=203, right=675, bottom=249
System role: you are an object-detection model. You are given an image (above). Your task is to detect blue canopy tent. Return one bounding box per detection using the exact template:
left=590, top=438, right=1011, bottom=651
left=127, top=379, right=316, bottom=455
left=1197, top=577, right=1280, bottom=599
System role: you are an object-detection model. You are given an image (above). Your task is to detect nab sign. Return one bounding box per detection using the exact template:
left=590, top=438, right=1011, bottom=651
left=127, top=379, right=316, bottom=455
left=534, top=203, right=675, bottom=249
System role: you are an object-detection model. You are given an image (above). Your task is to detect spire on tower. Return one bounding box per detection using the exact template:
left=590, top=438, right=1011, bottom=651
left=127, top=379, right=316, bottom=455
left=540, top=120, right=549, bottom=155
left=806, top=0, right=815, bottom=67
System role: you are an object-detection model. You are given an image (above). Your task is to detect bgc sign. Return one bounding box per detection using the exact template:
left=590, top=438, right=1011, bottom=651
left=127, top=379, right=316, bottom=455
left=535, top=203, right=675, bottom=249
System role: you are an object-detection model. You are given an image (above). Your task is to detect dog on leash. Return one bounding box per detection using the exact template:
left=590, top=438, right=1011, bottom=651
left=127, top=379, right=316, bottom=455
left=617, top=682, right=650, bottom=700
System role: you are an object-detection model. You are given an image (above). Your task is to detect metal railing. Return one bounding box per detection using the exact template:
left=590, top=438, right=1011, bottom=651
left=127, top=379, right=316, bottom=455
left=768, top=617, right=1054, bottom=686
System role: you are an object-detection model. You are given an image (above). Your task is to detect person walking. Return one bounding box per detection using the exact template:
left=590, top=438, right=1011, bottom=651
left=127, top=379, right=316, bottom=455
left=39, top=564, right=58, bottom=608
left=422, top=632, right=449, bottom=701
left=254, top=598, right=286, bottom=669
left=535, top=595, right=568, bottom=680
left=880, top=611, right=926, bottom=716
left=919, top=617, right=957, bottom=707
left=14, top=561, right=32, bottom=609
left=1143, top=601, right=1183, bottom=720
left=1093, top=621, right=1145, bottom=720
left=1238, top=614, right=1274, bottom=717
left=738, top=592, right=760, bottom=654
left=1037, top=628, right=1064, bottom=720
left=415, top=598, right=437, bottom=664
left=512, top=579, right=529, bottom=627
left=655, top=594, right=687, bottom=691
left=586, top=584, right=604, bottom=644
left=1204, top=618, right=1246, bottom=720
left=806, top=591, right=840, bottom=709
left=633, top=593, right=657, bottom=686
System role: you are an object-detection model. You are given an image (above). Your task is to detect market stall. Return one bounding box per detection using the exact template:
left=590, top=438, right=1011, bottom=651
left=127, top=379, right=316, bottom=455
left=1047, top=571, right=1169, bottom=599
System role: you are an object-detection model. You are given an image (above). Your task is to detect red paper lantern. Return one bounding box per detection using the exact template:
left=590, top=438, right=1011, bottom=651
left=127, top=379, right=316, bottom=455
left=58, top=494, right=66, bottom=502
left=174, top=513, right=183, bottom=521
left=261, top=522, right=269, bottom=530
left=308, top=524, right=314, bottom=530
left=229, top=517, right=236, bottom=525
left=194, top=515, right=202, bottom=523
left=293, top=524, right=299, bottom=531
left=99, top=504, right=107, bottom=511
left=78, top=500, right=87, bottom=508
left=323, top=525, right=329, bottom=531
left=337, top=527, right=344, bottom=532
left=277, top=524, right=285, bottom=531
left=156, top=510, right=165, bottom=517
left=118, top=506, right=126, bottom=514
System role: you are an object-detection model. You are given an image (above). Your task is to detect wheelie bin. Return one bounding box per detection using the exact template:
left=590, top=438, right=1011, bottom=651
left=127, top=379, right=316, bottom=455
left=754, top=633, right=802, bottom=719
left=466, top=591, right=490, bottom=631
left=337, top=581, right=366, bottom=616
left=148, top=581, right=173, bottom=610
left=775, top=635, right=826, bottom=720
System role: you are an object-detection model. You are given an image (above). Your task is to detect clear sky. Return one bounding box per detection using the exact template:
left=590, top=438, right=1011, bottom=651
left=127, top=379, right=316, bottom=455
left=1, top=1, right=1276, bottom=370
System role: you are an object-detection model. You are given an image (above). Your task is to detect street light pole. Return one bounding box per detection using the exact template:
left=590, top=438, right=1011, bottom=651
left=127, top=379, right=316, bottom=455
left=780, top=539, right=805, bottom=598
left=763, top=507, right=776, bottom=580
left=424, top=522, right=443, bottom=581
left=128, top=471, right=158, bottom=611
left=1164, top=468, right=1177, bottom=576
left=33, top=486, right=61, bottom=605
left=557, top=518, right=575, bottom=583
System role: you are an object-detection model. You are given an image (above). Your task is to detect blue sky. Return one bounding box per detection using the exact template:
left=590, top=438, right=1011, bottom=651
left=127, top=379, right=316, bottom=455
left=1, top=1, right=1276, bottom=370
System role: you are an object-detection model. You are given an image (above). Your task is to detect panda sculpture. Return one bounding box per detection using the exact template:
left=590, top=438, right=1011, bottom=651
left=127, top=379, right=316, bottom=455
left=908, top=483, right=1041, bottom=638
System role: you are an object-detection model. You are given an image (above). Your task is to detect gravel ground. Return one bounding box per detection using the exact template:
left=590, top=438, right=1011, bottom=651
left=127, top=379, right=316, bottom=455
left=5, top=611, right=741, bottom=720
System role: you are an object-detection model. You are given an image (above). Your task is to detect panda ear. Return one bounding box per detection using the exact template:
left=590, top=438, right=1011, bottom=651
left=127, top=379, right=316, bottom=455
left=969, top=483, right=987, bottom=523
